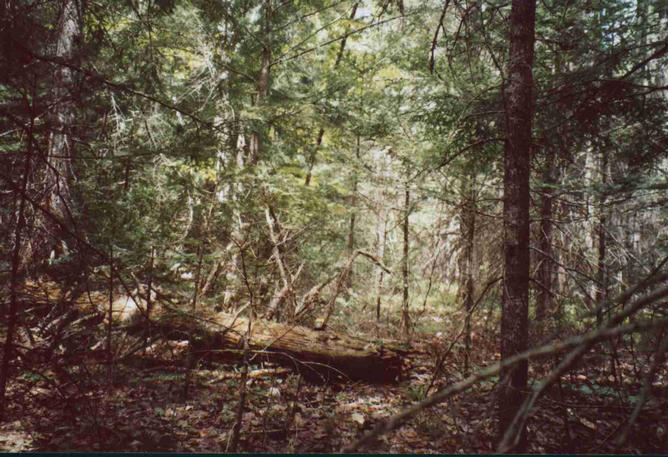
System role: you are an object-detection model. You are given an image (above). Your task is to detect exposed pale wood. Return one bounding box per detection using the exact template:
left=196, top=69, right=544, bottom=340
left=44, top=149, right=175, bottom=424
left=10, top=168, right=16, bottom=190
left=205, top=367, right=292, bottom=384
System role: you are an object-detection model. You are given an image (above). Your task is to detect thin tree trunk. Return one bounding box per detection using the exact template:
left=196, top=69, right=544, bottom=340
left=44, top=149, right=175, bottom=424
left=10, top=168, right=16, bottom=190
left=346, top=135, right=360, bottom=290
left=0, top=111, right=34, bottom=421
left=402, top=186, right=411, bottom=341
left=39, top=0, right=80, bottom=261
left=107, top=245, right=114, bottom=382
left=304, top=129, right=324, bottom=187
left=192, top=243, right=204, bottom=310
left=498, top=0, right=535, bottom=451
left=304, top=3, right=358, bottom=186
left=595, top=150, right=608, bottom=326
left=347, top=204, right=356, bottom=287
left=376, top=215, right=388, bottom=322
left=199, top=257, right=225, bottom=298
left=322, top=250, right=391, bottom=327
left=144, top=245, right=154, bottom=351
left=460, top=179, right=476, bottom=375
left=596, top=150, right=619, bottom=379
left=229, top=324, right=251, bottom=452
left=535, top=145, right=556, bottom=321
left=249, top=0, right=272, bottom=165
left=264, top=207, right=301, bottom=320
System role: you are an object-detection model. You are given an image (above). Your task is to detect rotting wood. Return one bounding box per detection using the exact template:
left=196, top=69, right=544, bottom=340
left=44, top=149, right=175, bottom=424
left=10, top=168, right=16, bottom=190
left=152, top=310, right=406, bottom=383
left=15, top=279, right=406, bottom=383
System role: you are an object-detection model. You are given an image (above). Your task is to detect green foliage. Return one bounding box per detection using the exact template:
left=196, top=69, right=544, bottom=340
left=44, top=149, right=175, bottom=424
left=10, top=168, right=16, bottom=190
left=1, top=0, right=666, bottom=342
left=404, top=385, right=428, bottom=402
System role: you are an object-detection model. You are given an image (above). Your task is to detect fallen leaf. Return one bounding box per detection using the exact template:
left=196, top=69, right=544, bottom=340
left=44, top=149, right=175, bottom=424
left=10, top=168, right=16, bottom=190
left=580, top=418, right=596, bottom=430
left=403, top=428, right=418, bottom=439
left=351, top=412, right=364, bottom=426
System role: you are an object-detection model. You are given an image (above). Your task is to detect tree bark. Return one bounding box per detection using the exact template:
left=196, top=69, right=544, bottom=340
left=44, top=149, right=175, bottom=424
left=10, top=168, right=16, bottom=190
left=38, top=0, right=80, bottom=261
left=154, top=311, right=406, bottom=383
left=460, top=178, right=476, bottom=375
left=535, top=145, right=556, bottom=321
left=347, top=205, right=356, bottom=287
left=499, top=0, right=535, bottom=451
left=346, top=135, right=360, bottom=290
left=144, top=246, right=154, bottom=350
left=0, top=108, right=34, bottom=421
left=595, top=150, right=608, bottom=326
left=375, top=214, right=388, bottom=322
left=192, top=243, right=203, bottom=310
left=107, top=246, right=114, bottom=370
left=401, top=185, right=411, bottom=341
left=249, top=0, right=272, bottom=165
left=229, top=321, right=251, bottom=452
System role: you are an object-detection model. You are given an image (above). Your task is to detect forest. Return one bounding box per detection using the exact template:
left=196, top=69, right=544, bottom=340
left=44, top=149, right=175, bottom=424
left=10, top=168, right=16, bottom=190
left=1, top=0, right=667, bottom=453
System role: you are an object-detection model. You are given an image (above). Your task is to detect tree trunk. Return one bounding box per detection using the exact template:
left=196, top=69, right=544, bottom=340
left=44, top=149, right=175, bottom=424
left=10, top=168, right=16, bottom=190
left=304, top=3, right=358, bottom=186
left=192, top=243, right=203, bottom=310
left=107, top=245, right=115, bottom=382
left=657, top=3, right=668, bottom=97
left=154, top=311, right=406, bottom=383
left=304, top=129, right=324, bottom=187
left=264, top=207, right=302, bottom=321
left=38, top=0, right=80, bottom=261
left=346, top=135, right=360, bottom=291
left=595, top=150, right=608, bottom=326
left=229, top=321, right=251, bottom=452
left=402, top=185, right=411, bottom=341
left=347, top=205, right=356, bottom=289
left=249, top=0, right=272, bottom=165
left=0, top=110, right=34, bottom=421
left=535, top=145, right=556, bottom=322
left=460, top=178, right=476, bottom=375
left=144, top=246, right=154, bottom=351
left=375, top=213, right=388, bottom=322
left=498, top=0, right=535, bottom=451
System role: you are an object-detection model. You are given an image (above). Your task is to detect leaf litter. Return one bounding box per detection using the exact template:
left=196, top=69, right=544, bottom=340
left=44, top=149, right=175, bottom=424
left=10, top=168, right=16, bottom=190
left=3, top=318, right=668, bottom=453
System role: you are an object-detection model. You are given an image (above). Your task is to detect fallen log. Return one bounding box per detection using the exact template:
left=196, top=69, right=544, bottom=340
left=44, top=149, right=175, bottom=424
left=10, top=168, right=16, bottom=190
left=152, top=311, right=407, bottom=383
left=13, top=281, right=406, bottom=383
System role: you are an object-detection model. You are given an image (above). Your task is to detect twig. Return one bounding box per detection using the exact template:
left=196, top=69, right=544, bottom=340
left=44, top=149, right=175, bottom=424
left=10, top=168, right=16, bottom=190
left=425, top=276, right=501, bottom=395
left=229, top=319, right=252, bottom=452
left=615, top=329, right=668, bottom=448
left=343, top=279, right=668, bottom=453
left=497, top=282, right=668, bottom=452
left=429, top=0, right=450, bottom=72
left=322, top=250, right=392, bottom=327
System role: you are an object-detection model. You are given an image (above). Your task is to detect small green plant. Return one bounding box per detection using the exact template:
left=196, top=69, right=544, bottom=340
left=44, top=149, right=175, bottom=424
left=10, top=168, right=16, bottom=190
left=17, top=371, right=44, bottom=382
left=142, top=372, right=183, bottom=382
left=405, top=385, right=428, bottom=402
left=415, top=409, right=447, bottom=438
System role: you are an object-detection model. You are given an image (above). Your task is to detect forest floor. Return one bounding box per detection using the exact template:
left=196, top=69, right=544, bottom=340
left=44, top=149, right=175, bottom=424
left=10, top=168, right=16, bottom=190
left=2, top=302, right=668, bottom=453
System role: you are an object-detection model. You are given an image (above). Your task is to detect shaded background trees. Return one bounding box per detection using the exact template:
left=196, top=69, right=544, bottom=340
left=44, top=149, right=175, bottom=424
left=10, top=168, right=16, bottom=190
left=1, top=0, right=667, bottom=452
